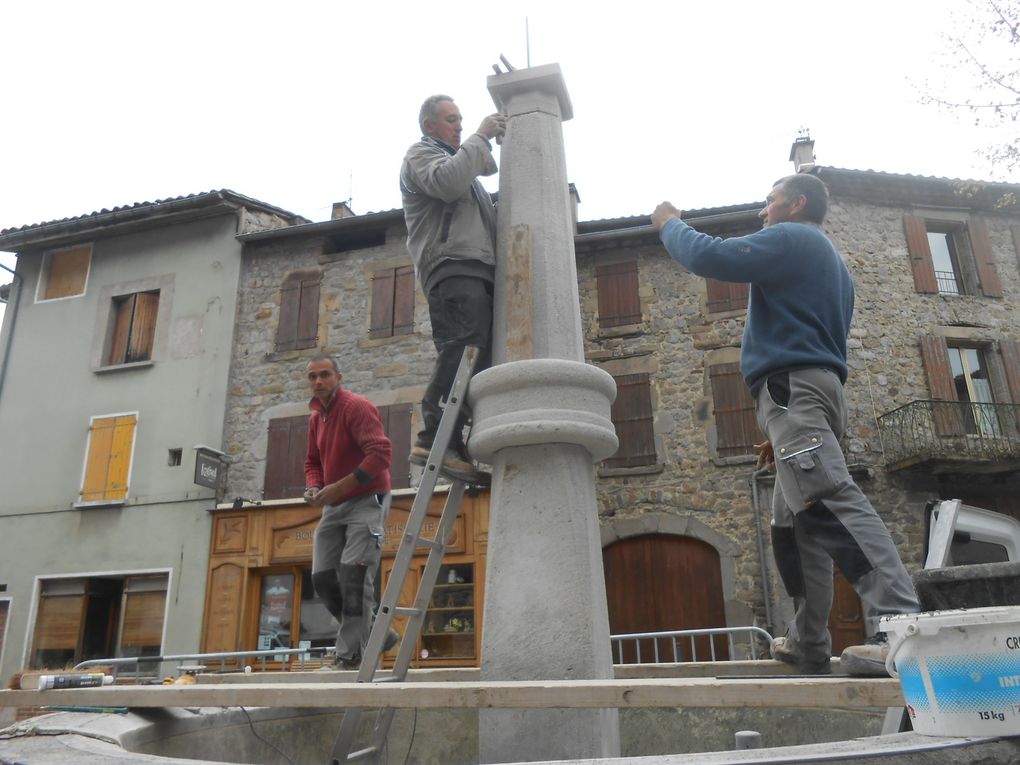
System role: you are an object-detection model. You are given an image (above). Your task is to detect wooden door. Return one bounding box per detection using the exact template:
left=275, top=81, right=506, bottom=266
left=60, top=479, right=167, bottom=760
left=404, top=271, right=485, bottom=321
left=603, top=534, right=728, bottom=663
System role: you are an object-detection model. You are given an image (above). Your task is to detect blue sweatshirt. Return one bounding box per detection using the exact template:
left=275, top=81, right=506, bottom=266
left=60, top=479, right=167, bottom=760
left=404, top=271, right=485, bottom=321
left=659, top=218, right=854, bottom=396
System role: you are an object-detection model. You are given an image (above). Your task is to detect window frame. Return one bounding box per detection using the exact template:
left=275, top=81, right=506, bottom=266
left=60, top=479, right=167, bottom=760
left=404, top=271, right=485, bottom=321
left=603, top=373, right=659, bottom=471
left=35, top=243, right=92, bottom=303
left=77, top=412, right=139, bottom=507
left=595, top=260, right=642, bottom=329
left=264, top=414, right=311, bottom=501
left=904, top=214, right=1002, bottom=297
left=275, top=271, right=321, bottom=353
left=708, top=361, right=765, bottom=459
left=91, top=274, right=174, bottom=372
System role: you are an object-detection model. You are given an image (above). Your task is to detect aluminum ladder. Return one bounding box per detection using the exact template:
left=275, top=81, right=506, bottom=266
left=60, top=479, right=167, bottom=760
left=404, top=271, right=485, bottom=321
left=330, top=345, right=483, bottom=764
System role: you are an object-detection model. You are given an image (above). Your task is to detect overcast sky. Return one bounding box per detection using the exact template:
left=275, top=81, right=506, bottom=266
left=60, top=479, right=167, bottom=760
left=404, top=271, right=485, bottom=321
left=1, top=0, right=1015, bottom=323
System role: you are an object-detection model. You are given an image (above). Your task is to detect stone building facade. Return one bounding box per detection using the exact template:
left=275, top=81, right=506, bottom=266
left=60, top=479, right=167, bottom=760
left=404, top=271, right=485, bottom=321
left=219, top=159, right=1020, bottom=659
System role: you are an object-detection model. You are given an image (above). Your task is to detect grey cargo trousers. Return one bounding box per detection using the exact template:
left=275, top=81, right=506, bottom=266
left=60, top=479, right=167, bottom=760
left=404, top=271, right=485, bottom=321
left=756, top=368, right=919, bottom=666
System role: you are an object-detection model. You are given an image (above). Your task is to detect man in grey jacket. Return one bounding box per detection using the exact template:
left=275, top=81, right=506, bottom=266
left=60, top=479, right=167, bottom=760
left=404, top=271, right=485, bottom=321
left=400, top=95, right=506, bottom=483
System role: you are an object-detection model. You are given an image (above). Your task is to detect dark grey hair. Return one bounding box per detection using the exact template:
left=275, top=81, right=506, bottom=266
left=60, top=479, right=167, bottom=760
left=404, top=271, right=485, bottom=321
left=773, top=174, right=829, bottom=224
left=419, top=94, right=454, bottom=134
left=308, top=354, right=340, bottom=374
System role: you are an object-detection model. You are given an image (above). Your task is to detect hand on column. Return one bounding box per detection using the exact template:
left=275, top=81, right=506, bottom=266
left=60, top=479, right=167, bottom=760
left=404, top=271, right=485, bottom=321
left=477, top=113, right=507, bottom=141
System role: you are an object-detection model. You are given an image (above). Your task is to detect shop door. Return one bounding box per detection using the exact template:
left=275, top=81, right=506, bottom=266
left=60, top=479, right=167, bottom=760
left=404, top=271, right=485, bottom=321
left=828, top=567, right=865, bottom=655
left=603, top=534, right=728, bottom=663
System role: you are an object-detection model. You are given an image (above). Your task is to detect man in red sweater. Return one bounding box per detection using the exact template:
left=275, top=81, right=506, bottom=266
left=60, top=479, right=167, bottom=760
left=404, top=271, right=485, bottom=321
left=304, top=355, right=397, bottom=669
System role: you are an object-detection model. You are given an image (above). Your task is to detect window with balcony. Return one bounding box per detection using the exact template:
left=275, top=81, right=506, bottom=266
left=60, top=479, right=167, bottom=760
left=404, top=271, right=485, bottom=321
left=904, top=215, right=1002, bottom=297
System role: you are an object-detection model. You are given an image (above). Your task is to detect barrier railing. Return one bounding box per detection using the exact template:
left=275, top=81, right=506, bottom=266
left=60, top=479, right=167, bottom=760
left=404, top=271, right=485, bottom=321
left=610, top=626, right=773, bottom=664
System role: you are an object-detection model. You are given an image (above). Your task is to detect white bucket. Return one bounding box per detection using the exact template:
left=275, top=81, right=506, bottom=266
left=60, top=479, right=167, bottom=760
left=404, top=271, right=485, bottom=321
left=881, top=606, right=1020, bottom=737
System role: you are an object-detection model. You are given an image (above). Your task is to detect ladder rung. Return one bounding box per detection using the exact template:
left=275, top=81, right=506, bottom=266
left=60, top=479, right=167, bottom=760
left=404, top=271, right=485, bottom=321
left=392, top=606, right=425, bottom=617
left=344, top=745, right=380, bottom=762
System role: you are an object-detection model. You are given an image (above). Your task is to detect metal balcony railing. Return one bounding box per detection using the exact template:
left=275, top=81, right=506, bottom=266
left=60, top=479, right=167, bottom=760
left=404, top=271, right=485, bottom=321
left=878, top=399, right=1020, bottom=470
left=934, top=269, right=961, bottom=295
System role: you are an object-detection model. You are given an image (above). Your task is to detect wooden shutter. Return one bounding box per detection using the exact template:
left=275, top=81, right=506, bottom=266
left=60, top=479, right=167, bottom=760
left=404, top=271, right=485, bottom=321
left=1012, top=225, right=1020, bottom=274
left=120, top=580, right=167, bottom=655
left=108, top=294, right=135, bottom=365
left=44, top=245, right=90, bottom=299
left=264, top=415, right=310, bottom=500
left=276, top=278, right=300, bottom=351
left=968, top=218, right=1002, bottom=298
left=1000, top=340, right=1020, bottom=405
left=392, top=266, right=416, bottom=336
left=126, top=291, right=159, bottom=362
left=919, top=335, right=964, bottom=436
left=709, top=362, right=764, bottom=457
left=32, top=581, right=87, bottom=667
left=903, top=215, right=939, bottom=294
left=606, top=374, right=656, bottom=468
left=0, top=601, right=8, bottom=659
left=295, top=278, right=320, bottom=349
left=705, top=278, right=749, bottom=314
left=596, top=261, right=641, bottom=328
left=370, top=269, right=396, bottom=339
left=81, top=414, right=137, bottom=502
left=378, top=403, right=412, bottom=489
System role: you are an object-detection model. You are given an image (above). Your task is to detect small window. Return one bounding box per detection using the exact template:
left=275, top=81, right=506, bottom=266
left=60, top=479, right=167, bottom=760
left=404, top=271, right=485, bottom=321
left=904, top=215, right=1002, bottom=297
left=80, top=414, right=137, bottom=503
left=708, top=363, right=764, bottom=457
left=605, top=374, right=657, bottom=468
left=705, top=278, right=749, bottom=314
left=38, top=244, right=91, bottom=301
left=167, top=448, right=182, bottom=467
left=107, top=291, right=159, bottom=365
left=276, top=272, right=320, bottom=352
left=370, top=266, right=415, bottom=339
left=596, top=261, right=641, bottom=328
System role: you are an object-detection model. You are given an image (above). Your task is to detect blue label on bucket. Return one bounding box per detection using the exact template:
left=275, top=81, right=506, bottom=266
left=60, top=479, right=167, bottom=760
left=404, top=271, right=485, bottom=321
left=926, top=655, right=1020, bottom=713
left=897, top=656, right=931, bottom=714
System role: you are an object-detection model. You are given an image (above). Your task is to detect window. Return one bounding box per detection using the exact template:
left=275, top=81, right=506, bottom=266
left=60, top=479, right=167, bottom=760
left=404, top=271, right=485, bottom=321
left=605, top=374, right=657, bottom=468
left=37, top=244, right=91, bottom=301
left=276, top=272, right=320, bottom=352
left=708, top=362, right=764, bottom=457
left=903, top=215, right=1002, bottom=297
left=107, top=290, right=159, bottom=365
left=265, top=404, right=412, bottom=498
left=948, top=346, right=999, bottom=436
left=370, top=265, right=415, bottom=339
left=596, top=261, right=641, bottom=328
left=80, top=414, right=137, bottom=504
left=705, top=278, right=749, bottom=314
left=264, top=415, right=310, bottom=500
left=30, top=574, right=167, bottom=669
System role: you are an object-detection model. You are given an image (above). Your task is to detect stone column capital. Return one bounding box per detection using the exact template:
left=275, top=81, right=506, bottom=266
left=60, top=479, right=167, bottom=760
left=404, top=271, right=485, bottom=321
left=487, top=63, right=573, bottom=122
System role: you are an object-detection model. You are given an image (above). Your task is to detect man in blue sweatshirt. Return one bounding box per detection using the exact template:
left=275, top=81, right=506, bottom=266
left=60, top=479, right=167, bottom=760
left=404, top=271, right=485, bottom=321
left=652, top=174, right=919, bottom=676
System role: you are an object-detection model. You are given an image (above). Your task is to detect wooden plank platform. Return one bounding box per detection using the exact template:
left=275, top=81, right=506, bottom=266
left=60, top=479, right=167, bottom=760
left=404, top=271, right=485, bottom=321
left=0, top=675, right=902, bottom=710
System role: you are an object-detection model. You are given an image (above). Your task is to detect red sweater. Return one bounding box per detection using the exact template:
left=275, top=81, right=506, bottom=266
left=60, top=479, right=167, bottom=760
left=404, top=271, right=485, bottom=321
left=304, top=387, right=392, bottom=501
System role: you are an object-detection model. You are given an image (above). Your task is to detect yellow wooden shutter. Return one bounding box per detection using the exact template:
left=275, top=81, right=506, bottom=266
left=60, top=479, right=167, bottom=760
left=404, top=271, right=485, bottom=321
left=81, top=415, right=137, bottom=501
left=44, top=245, right=91, bottom=300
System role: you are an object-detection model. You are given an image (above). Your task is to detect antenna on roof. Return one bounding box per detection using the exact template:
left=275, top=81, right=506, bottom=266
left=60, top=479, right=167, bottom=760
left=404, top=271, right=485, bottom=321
left=526, top=17, right=531, bottom=67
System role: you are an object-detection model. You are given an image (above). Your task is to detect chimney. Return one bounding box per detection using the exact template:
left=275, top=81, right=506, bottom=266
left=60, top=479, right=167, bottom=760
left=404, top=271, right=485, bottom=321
left=331, top=202, right=355, bottom=220
left=789, top=135, right=815, bottom=173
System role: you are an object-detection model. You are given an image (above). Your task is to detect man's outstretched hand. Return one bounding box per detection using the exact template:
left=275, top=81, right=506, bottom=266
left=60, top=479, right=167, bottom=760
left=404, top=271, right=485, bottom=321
left=651, top=201, right=682, bottom=231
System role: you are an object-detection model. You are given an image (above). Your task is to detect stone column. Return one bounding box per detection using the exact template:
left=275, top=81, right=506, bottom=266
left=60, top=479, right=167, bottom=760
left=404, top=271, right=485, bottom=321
left=470, top=63, right=621, bottom=763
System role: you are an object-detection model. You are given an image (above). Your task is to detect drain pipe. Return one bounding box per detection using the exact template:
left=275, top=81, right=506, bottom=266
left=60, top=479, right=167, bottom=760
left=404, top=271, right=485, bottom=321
left=750, top=467, right=775, bottom=635
left=0, top=260, right=21, bottom=404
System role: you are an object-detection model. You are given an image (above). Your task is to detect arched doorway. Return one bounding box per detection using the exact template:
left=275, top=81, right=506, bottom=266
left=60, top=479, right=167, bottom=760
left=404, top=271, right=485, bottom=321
left=603, top=533, right=728, bottom=662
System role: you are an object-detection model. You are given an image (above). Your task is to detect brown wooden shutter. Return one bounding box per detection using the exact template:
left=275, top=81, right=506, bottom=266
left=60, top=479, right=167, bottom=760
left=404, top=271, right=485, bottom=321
left=378, top=403, right=412, bottom=489
left=120, top=585, right=167, bottom=655
left=705, top=278, right=749, bottom=314
left=606, top=374, right=656, bottom=468
left=1012, top=225, right=1020, bottom=274
left=596, top=261, right=641, bottom=328
left=919, top=335, right=964, bottom=436
left=392, top=265, right=416, bottom=337
left=126, top=291, right=159, bottom=362
left=295, top=278, right=320, bottom=349
left=903, top=215, right=939, bottom=294
left=276, top=279, right=300, bottom=351
left=709, top=363, right=764, bottom=457
left=264, top=415, right=310, bottom=500
left=1000, top=340, right=1020, bottom=405
left=370, top=269, right=396, bottom=339
left=108, top=294, right=135, bottom=364
left=968, top=218, right=1003, bottom=298
left=44, top=245, right=90, bottom=300
left=32, top=582, right=87, bottom=667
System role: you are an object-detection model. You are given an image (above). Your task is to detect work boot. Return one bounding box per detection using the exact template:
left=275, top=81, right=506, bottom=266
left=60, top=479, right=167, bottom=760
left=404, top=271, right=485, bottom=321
left=409, top=440, right=490, bottom=485
left=771, top=634, right=831, bottom=675
left=840, top=632, right=890, bottom=677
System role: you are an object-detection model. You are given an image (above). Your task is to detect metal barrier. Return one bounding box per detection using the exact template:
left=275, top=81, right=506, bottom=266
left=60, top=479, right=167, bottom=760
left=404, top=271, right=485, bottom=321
left=73, top=646, right=332, bottom=677
left=610, top=626, right=773, bottom=664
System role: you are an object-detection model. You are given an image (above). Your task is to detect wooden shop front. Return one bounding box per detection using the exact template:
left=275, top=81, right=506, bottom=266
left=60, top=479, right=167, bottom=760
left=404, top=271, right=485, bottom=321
left=201, top=487, right=489, bottom=668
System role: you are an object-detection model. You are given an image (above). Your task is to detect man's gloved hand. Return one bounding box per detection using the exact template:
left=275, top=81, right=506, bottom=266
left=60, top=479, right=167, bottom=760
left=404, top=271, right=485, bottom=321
left=477, top=113, right=506, bottom=141
left=303, top=486, right=321, bottom=505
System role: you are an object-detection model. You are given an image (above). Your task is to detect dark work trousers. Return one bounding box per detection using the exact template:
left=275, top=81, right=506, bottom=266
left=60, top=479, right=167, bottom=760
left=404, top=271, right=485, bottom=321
left=419, top=275, right=493, bottom=447
left=756, top=368, right=919, bottom=667
left=311, top=493, right=385, bottom=660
